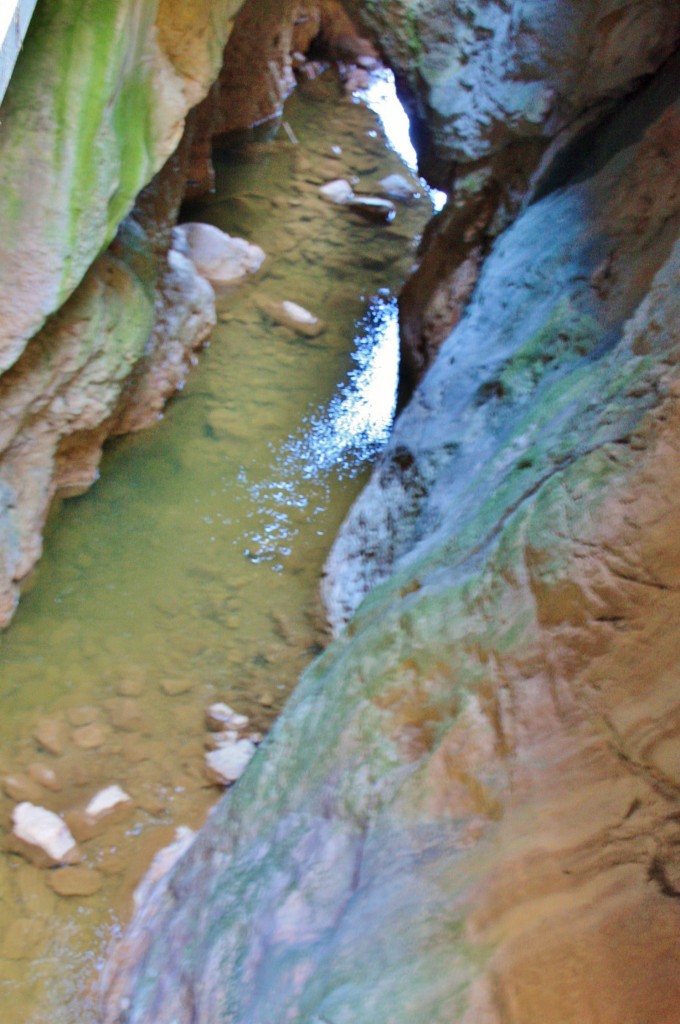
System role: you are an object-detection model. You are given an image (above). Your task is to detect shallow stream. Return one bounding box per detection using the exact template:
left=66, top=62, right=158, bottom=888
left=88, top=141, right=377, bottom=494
left=0, top=69, right=433, bottom=1022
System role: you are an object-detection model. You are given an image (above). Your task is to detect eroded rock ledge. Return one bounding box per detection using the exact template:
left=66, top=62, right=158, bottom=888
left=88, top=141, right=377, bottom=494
left=100, top=17, right=680, bottom=1024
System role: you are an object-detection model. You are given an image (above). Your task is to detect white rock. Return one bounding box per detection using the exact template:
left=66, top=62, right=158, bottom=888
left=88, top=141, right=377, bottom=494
left=319, top=178, right=354, bottom=204
left=205, top=739, right=257, bottom=786
left=173, top=223, right=265, bottom=287
left=85, top=785, right=131, bottom=820
left=205, top=702, right=237, bottom=730
left=12, top=803, right=80, bottom=865
left=347, top=196, right=396, bottom=223
left=256, top=297, right=325, bottom=338
left=379, top=173, right=421, bottom=203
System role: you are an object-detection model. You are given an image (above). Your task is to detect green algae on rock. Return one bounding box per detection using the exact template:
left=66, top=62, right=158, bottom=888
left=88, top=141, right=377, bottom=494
left=0, top=0, right=245, bottom=375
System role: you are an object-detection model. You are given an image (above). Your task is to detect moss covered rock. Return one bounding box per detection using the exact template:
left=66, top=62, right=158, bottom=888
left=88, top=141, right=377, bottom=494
left=0, top=0, right=243, bottom=374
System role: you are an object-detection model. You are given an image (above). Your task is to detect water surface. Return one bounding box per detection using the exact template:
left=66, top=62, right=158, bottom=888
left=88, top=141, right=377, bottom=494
left=0, top=69, right=432, bottom=1022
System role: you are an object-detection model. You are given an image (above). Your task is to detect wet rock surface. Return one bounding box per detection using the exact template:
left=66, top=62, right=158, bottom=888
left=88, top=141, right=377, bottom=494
left=346, top=0, right=680, bottom=391
left=102, top=52, right=680, bottom=1024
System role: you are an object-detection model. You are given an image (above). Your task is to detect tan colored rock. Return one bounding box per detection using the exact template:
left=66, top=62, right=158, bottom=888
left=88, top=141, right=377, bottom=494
left=2, top=773, right=44, bottom=803
left=65, top=784, right=133, bottom=843
left=160, top=678, right=194, bottom=697
left=108, top=698, right=146, bottom=733
left=27, top=762, right=61, bottom=792
left=33, top=717, right=67, bottom=756
left=66, top=705, right=99, bottom=727
left=48, top=866, right=103, bottom=898
left=116, top=674, right=145, bottom=697
left=72, top=722, right=109, bottom=749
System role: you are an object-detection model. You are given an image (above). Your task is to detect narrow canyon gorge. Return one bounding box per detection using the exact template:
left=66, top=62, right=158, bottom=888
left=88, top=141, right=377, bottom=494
left=0, top=2, right=679, bottom=1022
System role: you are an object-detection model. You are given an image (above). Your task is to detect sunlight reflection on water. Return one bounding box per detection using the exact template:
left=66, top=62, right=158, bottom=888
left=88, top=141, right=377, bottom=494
left=355, top=69, right=447, bottom=212
left=243, top=296, right=399, bottom=568
left=286, top=295, right=399, bottom=477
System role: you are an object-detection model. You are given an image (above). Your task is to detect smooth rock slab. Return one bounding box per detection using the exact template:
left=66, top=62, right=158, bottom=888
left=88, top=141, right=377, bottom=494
left=11, top=802, right=80, bottom=865
left=173, top=223, right=265, bottom=287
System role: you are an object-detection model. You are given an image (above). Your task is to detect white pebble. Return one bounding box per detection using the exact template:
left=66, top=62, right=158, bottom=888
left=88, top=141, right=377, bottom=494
left=85, top=785, right=131, bottom=819
left=12, top=803, right=79, bottom=864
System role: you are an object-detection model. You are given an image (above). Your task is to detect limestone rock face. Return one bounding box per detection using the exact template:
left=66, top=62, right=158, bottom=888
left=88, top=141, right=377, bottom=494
left=101, top=48, right=680, bottom=1024
left=343, top=0, right=680, bottom=388
left=348, top=0, right=680, bottom=185
left=0, top=0, right=244, bottom=374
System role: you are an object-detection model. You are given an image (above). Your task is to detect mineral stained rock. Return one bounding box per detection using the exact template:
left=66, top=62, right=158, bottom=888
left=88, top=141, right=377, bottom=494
left=101, top=36, right=680, bottom=1024
left=345, top=0, right=680, bottom=389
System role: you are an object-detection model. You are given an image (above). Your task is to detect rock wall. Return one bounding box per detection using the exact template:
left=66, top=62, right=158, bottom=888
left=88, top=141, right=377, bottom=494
left=343, top=0, right=680, bottom=389
left=101, top=17, right=680, bottom=1024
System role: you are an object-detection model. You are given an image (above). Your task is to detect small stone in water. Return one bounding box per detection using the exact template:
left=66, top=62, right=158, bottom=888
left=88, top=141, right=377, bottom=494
left=27, top=762, right=61, bottom=792
left=85, top=785, right=132, bottom=819
left=379, top=173, right=421, bottom=203
left=34, top=717, right=67, bottom=756
left=67, top=705, right=99, bottom=727
left=347, top=196, right=396, bottom=223
left=48, top=866, right=103, bottom=898
left=205, top=702, right=237, bottom=730
left=116, top=676, right=144, bottom=697
left=109, top=698, right=145, bottom=732
left=160, top=678, right=193, bottom=697
left=258, top=692, right=274, bottom=707
left=256, top=297, right=325, bottom=338
left=12, top=803, right=81, bottom=865
left=72, top=722, right=108, bottom=749
left=3, top=773, right=44, bottom=803
left=319, top=178, right=354, bottom=204
left=205, top=739, right=257, bottom=786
